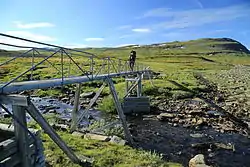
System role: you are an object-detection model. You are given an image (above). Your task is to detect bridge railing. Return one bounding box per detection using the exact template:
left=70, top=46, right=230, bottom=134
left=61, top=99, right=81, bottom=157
left=0, top=33, right=147, bottom=92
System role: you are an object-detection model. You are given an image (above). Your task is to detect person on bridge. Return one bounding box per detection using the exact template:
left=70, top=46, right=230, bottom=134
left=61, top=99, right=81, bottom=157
left=129, top=50, right=136, bottom=71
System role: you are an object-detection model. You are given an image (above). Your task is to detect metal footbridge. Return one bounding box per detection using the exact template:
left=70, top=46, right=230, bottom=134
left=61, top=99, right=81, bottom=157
left=0, top=33, right=150, bottom=94
left=0, top=33, right=152, bottom=167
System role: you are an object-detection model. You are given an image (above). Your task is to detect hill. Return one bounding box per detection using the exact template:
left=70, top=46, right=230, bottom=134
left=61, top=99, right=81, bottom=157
left=78, top=38, right=250, bottom=59
left=0, top=38, right=249, bottom=58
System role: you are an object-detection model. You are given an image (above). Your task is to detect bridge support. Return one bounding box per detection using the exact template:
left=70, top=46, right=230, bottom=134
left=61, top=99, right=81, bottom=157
left=70, top=83, right=81, bottom=132
left=106, top=77, right=134, bottom=145
left=123, top=73, right=150, bottom=114
left=125, top=73, right=142, bottom=97
left=13, top=105, right=31, bottom=167
left=72, top=82, right=107, bottom=131
left=0, top=95, right=91, bottom=166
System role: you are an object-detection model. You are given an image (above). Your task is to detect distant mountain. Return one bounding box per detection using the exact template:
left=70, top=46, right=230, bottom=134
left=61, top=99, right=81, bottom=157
left=1, top=38, right=249, bottom=57
left=121, top=38, right=250, bottom=55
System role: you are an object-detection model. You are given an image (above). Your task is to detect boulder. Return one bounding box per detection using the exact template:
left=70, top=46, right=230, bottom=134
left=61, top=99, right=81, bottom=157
left=84, top=133, right=110, bottom=141
left=72, top=131, right=85, bottom=138
left=196, top=119, right=204, bottom=126
left=157, top=113, right=176, bottom=121
left=109, top=136, right=126, bottom=146
left=80, top=92, right=95, bottom=98
left=189, top=154, right=211, bottom=167
left=61, top=97, right=69, bottom=103
left=190, top=133, right=205, bottom=138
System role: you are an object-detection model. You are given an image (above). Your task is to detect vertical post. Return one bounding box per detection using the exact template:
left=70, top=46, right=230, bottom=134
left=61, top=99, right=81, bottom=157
left=13, top=105, right=31, bottom=167
left=125, top=79, right=129, bottom=95
left=61, top=49, right=64, bottom=88
left=118, top=59, right=121, bottom=73
left=106, top=77, right=134, bottom=145
left=68, top=58, right=71, bottom=77
left=31, top=49, right=34, bottom=81
left=108, top=57, right=110, bottom=75
left=90, top=56, right=94, bottom=80
left=70, top=83, right=81, bottom=132
left=137, top=73, right=142, bottom=97
left=125, top=61, right=128, bottom=72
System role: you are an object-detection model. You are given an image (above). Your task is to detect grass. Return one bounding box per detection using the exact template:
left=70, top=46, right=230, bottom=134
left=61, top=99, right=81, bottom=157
left=0, top=37, right=250, bottom=166
left=42, top=131, right=182, bottom=167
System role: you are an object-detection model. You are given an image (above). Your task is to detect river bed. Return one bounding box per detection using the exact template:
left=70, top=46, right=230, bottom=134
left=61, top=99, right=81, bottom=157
left=0, top=97, right=104, bottom=127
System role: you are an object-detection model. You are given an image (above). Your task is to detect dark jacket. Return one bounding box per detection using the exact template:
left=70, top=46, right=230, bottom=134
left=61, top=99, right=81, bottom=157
left=129, top=51, right=136, bottom=61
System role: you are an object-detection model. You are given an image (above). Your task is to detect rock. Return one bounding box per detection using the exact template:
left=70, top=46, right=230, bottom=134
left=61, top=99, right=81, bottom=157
left=207, top=110, right=223, bottom=117
left=189, top=154, right=211, bottom=167
left=191, top=118, right=197, bottom=124
left=173, top=123, right=178, bottom=127
left=61, top=97, right=69, bottom=103
left=173, top=117, right=180, bottom=123
left=157, top=113, right=176, bottom=121
left=196, top=119, right=204, bottom=126
left=45, top=109, right=57, bottom=114
left=80, top=92, right=95, bottom=98
left=84, top=133, right=110, bottom=141
left=178, top=119, right=185, bottom=124
left=189, top=110, right=203, bottom=115
left=190, top=133, right=205, bottom=138
left=81, top=100, right=90, bottom=105
left=72, top=131, right=85, bottom=138
left=44, top=105, right=57, bottom=112
left=38, top=105, right=46, bottom=110
left=109, top=136, right=126, bottom=146
left=51, top=123, right=69, bottom=131
left=208, top=153, right=215, bottom=158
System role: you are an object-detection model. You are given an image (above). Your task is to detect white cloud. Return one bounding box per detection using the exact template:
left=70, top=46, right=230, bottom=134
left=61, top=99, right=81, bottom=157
left=6, top=31, right=56, bottom=42
left=132, top=28, right=151, bottom=33
left=0, top=37, right=44, bottom=50
left=13, top=21, right=55, bottom=29
left=139, top=3, right=250, bottom=30
left=85, top=38, right=104, bottom=41
left=0, top=31, right=56, bottom=50
left=63, top=44, right=89, bottom=48
left=115, top=44, right=137, bottom=47
left=118, top=25, right=132, bottom=30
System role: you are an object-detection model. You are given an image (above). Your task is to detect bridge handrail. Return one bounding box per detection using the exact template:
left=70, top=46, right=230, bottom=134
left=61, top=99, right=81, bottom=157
left=0, top=34, right=148, bottom=93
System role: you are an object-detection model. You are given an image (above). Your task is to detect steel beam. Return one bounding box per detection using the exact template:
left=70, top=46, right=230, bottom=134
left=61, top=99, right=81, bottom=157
left=0, top=70, right=149, bottom=94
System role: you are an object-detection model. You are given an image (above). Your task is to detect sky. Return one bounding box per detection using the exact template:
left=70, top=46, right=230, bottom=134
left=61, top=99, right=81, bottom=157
left=0, top=0, right=250, bottom=50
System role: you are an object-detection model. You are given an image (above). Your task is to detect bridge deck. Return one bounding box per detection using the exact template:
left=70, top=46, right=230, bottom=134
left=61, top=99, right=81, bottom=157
left=0, top=70, right=147, bottom=94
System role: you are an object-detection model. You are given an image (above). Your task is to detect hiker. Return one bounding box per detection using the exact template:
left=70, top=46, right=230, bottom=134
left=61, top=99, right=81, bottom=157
left=129, top=50, right=136, bottom=71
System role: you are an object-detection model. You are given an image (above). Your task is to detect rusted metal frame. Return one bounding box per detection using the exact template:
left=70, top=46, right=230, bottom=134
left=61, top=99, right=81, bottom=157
left=0, top=49, right=61, bottom=92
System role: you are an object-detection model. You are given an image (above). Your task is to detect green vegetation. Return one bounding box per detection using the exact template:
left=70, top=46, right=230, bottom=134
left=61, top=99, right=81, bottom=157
left=0, top=37, right=250, bottom=166
left=42, top=131, right=182, bottom=167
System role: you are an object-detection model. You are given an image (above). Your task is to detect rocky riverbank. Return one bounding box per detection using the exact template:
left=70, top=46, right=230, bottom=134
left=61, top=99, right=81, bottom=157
left=128, top=65, right=250, bottom=167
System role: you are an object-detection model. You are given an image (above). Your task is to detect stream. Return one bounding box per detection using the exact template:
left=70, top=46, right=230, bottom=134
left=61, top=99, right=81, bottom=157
left=0, top=97, right=104, bottom=127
